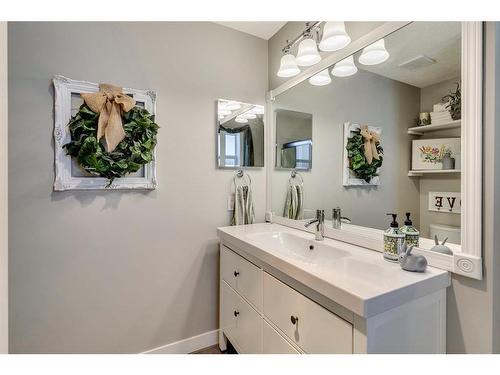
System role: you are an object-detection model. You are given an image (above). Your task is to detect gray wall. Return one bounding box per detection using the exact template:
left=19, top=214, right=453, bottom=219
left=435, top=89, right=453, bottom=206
left=8, top=22, right=268, bottom=353
left=0, top=22, right=8, bottom=354
left=271, top=69, right=421, bottom=229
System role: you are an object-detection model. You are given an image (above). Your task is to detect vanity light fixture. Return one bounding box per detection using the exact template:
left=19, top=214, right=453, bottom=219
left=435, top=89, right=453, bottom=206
left=358, top=38, right=390, bottom=65
left=277, top=50, right=301, bottom=78
left=296, top=38, right=322, bottom=67
left=308, top=69, right=332, bottom=86
left=235, top=116, right=248, bottom=123
left=319, top=22, right=351, bottom=52
left=331, top=55, right=358, bottom=77
left=225, top=101, right=242, bottom=110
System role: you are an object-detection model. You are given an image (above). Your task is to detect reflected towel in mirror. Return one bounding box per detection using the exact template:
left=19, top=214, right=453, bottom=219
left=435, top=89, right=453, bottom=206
left=283, top=184, right=304, bottom=220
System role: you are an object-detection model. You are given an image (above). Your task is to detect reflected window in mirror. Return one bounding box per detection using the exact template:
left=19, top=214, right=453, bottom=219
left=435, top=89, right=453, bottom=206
left=217, top=99, right=265, bottom=168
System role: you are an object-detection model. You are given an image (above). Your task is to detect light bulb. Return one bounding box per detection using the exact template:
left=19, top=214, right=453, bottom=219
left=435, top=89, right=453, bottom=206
left=358, top=39, right=390, bottom=65
left=295, top=38, right=322, bottom=67
left=250, top=105, right=265, bottom=115
left=319, top=22, right=351, bottom=52
left=308, top=69, right=332, bottom=86
left=235, top=116, right=248, bottom=123
left=242, top=112, right=257, bottom=119
left=331, top=55, right=358, bottom=77
left=225, top=101, right=241, bottom=110
left=218, top=108, right=231, bottom=116
left=277, top=53, right=300, bottom=77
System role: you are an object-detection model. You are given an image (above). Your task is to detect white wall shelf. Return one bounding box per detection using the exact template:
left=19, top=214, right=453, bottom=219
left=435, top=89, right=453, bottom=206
left=407, top=120, right=461, bottom=135
left=408, top=169, right=461, bottom=177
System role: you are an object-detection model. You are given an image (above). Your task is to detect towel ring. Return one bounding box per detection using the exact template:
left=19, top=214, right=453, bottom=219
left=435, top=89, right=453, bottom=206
left=289, top=169, right=303, bottom=187
left=233, top=169, right=252, bottom=189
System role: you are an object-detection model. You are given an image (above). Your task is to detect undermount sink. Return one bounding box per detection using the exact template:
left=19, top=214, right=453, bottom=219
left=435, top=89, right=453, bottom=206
left=246, top=231, right=349, bottom=265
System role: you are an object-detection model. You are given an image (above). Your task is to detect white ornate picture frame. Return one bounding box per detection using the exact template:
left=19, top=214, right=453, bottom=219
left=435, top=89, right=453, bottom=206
left=342, top=122, right=382, bottom=186
left=53, top=75, right=157, bottom=191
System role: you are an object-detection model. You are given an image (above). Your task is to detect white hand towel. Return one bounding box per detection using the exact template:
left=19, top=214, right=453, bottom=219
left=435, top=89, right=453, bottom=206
left=232, top=185, right=254, bottom=225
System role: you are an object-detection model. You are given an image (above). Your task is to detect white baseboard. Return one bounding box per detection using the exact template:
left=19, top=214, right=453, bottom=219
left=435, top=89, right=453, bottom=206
left=142, top=329, right=219, bottom=354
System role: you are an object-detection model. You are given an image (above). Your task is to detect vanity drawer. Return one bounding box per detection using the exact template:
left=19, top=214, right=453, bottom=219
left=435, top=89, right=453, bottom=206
left=263, top=273, right=353, bottom=354
left=221, top=281, right=262, bottom=353
left=221, top=245, right=262, bottom=310
left=263, top=320, right=300, bottom=354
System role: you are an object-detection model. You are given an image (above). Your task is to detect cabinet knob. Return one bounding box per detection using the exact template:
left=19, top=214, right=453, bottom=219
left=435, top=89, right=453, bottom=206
left=233, top=271, right=240, bottom=277
left=290, top=315, right=299, bottom=325
left=234, top=310, right=240, bottom=317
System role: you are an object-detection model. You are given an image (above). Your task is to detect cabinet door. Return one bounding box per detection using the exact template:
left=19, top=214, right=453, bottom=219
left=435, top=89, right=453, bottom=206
left=263, top=320, right=300, bottom=354
left=222, top=281, right=263, bottom=353
left=220, top=245, right=262, bottom=310
left=221, top=280, right=238, bottom=344
left=263, top=273, right=353, bottom=354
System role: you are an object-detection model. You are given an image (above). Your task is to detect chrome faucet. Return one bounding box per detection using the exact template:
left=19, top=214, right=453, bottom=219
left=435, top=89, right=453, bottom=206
left=332, top=207, right=351, bottom=229
left=305, top=209, right=325, bottom=241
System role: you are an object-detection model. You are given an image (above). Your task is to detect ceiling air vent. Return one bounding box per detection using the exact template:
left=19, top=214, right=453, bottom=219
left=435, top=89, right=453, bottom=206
left=398, top=55, right=437, bottom=71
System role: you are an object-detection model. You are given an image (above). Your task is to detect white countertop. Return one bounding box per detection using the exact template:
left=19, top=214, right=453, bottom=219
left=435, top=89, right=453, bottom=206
left=217, top=223, right=450, bottom=318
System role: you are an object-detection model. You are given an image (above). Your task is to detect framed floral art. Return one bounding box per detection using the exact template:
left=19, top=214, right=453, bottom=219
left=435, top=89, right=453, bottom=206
left=411, top=138, right=461, bottom=170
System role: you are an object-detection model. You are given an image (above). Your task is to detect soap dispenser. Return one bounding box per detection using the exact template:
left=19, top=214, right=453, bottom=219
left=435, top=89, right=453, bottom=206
left=400, top=212, right=420, bottom=248
left=383, top=213, right=405, bottom=262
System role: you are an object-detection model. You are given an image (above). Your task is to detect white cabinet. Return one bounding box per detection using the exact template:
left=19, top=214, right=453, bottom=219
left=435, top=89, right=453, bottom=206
left=221, top=245, right=262, bottom=310
left=218, top=230, right=447, bottom=354
left=263, top=320, right=300, bottom=354
left=220, top=244, right=352, bottom=354
left=263, top=273, right=353, bottom=354
left=221, top=281, right=263, bottom=353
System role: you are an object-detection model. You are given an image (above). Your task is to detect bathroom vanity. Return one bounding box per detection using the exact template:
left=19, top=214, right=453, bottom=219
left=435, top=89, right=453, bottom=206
left=217, top=223, right=450, bottom=354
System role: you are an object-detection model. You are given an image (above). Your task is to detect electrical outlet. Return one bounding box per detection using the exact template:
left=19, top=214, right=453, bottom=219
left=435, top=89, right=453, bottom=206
left=227, top=194, right=235, bottom=211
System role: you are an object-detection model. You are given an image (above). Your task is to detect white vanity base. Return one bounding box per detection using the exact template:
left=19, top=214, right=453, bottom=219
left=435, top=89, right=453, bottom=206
left=218, top=235, right=447, bottom=354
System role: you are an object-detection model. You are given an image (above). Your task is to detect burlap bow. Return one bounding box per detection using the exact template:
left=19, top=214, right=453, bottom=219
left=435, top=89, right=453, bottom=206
left=360, top=125, right=380, bottom=165
left=81, top=83, right=136, bottom=152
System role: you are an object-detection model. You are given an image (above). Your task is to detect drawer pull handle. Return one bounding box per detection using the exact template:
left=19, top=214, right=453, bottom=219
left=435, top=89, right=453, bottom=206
left=290, top=315, right=299, bottom=325
left=234, top=310, right=240, bottom=317
left=233, top=271, right=240, bottom=277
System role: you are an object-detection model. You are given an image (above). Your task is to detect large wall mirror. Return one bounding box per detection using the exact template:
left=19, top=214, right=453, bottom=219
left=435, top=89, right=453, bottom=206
left=217, top=99, right=265, bottom=168
left=267, top=22, right=483, bottom=279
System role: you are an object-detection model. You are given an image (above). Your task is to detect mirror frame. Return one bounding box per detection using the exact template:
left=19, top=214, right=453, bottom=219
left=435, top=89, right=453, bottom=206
left=265, top=22, right=483, bottom=280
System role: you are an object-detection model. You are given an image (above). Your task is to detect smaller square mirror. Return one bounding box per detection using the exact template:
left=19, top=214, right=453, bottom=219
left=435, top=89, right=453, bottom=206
left=217, top=99, right=264, bottom=168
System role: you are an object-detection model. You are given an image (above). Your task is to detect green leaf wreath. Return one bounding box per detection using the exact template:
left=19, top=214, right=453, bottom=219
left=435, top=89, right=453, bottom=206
left=346, top=131, right=383, bottom=183
left=63, top=104, right=159, bottom=185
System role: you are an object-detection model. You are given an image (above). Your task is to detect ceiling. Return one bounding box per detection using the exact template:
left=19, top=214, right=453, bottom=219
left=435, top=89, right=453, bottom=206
left=214, top=22, right=286, bottom=40
left=355, top=22, right=461, bottom=88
